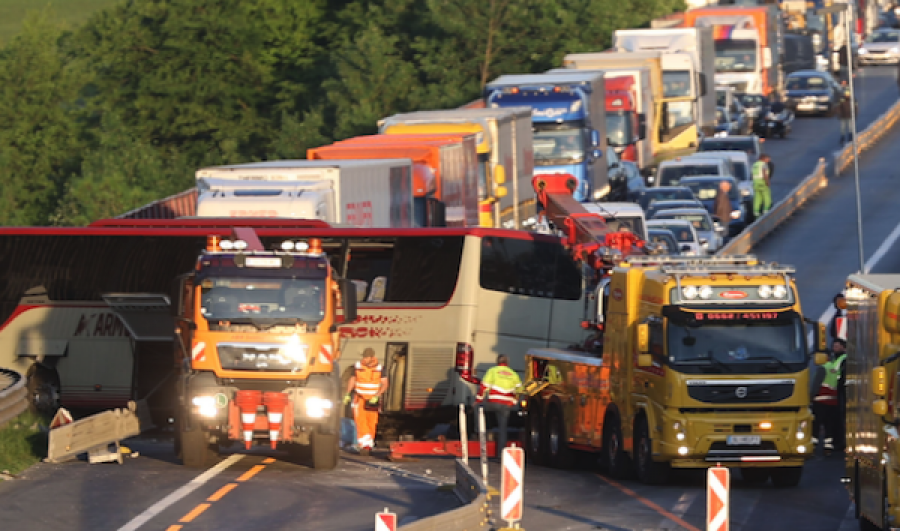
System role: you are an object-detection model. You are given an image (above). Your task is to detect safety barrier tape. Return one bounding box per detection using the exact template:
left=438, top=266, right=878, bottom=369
left=719, top=96, right=900, bottom=257
left=399, top=459, right=490, bottom=531
left=0, top=368, right=28, bottom=429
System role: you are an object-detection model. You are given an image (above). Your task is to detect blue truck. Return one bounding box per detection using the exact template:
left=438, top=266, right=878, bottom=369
left=484, top=72, right=608, bottom=203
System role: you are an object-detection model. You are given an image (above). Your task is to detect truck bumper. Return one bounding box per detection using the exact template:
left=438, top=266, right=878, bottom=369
left=654, top=409, right=814, bottom=468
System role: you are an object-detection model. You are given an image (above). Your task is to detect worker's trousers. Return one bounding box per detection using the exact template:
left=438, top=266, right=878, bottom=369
left=482, top=402, right=512, bottom=456
left=352, top=398, right=379, bottom=449
left=813, top=402, right=839, bottom=452
left=753, top=181, right=771, bottom=217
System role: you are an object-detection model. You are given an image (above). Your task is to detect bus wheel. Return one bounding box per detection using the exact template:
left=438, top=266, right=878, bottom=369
left=770, top=466, right=803, bottom=487
left=635, top=417, right=669, bottom=485
left=603, top=415, right=631, bottom=479
left=311, top=430, right=339, bottom=470
left=27, top=367, right=60, bottom=416
left=546, top=407, right=575, bottom=469
left=180, top=426, right=219, bottom=469
left=524, top=403, right=544, bottom=466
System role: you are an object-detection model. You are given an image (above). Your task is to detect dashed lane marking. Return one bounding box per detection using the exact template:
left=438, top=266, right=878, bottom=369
left=597, top=475, right=701, bottom=531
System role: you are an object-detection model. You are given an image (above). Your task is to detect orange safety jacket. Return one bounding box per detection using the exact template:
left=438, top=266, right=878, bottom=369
left=354, top=361, right=384, bottom=399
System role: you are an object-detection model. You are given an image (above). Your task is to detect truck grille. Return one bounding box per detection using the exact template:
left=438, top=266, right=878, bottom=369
left=406, top=347, right=453, bottom=410
left=687, top=379, right=795, bottom=404
left=706, top=440, right=780, bottom=461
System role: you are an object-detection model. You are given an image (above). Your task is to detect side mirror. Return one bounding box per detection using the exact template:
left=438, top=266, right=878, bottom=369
left=493, top=164, right=507, bottom=185
left=427, top=198, right=447, bottom=227
left=591, top=129, right=601, bottom=148
left=638, top=114, right=647, bottom=140
left=495, top=186, right=508, bottom=198
left=699, top=238, right=709, bottom=245
left=637, top=323, right=650, bottom=353
left=698, top=73, right=708, bottom=97
left=873, top=366, right=888, bottom=397
left=593, top=149, right=603, bottom=159
left=680, top=244, right=691, bottom=252
left=339, top=279, right=358, bottom=323
left=806, top=319, right=828, bottom=353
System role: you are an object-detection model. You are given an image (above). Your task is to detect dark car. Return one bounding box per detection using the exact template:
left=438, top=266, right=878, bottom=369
left=784, top=70, right=842, bottom=115
left=637, top=186, right=696, bottom=211
left=715, top=105, right=750, bottom=136
left=646, top=199, right=705, bottom=220
left=678, top=175, right=747, bottom=235
left=735, top=92, right=769, bottom=122
left=648, top=228, right=680, bottom=255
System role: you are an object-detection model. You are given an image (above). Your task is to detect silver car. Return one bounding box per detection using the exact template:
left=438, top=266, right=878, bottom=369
left=859, top=29, right=900, bottom=65
left=651, top=207, right=724, bottom=254
left=646, top=219, right=704, bottom=256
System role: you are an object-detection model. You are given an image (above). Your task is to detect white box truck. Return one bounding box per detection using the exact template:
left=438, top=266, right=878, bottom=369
left=613, top=28, right=717, bottom=137
left=194, top=159, right=416, bottom=228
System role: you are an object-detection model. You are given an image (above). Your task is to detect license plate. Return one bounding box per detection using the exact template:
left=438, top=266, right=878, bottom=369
left=797, top=102, right=816, bottom=110
left=727, top=435, right=761, bottom=445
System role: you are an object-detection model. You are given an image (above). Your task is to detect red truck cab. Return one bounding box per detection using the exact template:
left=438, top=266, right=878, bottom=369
left=605, top=76, right=642, bottom=164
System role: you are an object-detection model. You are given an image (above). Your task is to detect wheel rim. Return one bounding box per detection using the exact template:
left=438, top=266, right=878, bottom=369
left=529, top=416, right=540, bottom=453
left=638, top=432, right=650, bottom=474
left=32, top=381, right=60, bottom=413
left=549, top=417, right=560, bottom=456
left=608, top=430, right=619, bottom=465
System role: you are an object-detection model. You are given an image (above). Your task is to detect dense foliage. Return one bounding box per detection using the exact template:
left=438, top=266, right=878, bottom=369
left=0, top=0, right=683, bottom=226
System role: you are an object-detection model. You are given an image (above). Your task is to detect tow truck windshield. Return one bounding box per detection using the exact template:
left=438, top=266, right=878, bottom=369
left=665, top=310, right=806, bottom=373
left=201, top=278, right=326, bottom=326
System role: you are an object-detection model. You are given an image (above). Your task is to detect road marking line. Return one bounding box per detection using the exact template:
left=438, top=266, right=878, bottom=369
left=165, top=526, right=182, bottom=531
left=206, top=483, right=238, bottom=502
left=263, top=457, right=276, bottom=464
left=179, top=503, right=210, bottom=523
left=596, top=475, right=701, bottom=531
left=237, top=464, right=267, bottom=482
left=115, top=453, right=244, bottom=531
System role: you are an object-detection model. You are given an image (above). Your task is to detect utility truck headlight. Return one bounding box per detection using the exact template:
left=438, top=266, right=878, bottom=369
left=698, top=285, right=714, bottom=300
left=758, top=285, right=773, bottom=299
left=192, top=396, right=218, bottom=418
left=772, top=285, right=788, bottom=300
left=796, top=420, right=808, bottom=440
left=281, top=240, right=295, bottom=250
left=678, top=446, right=690, bottom=456
left=672, top=421, right=686, bottom=441
left=682, top=286, right=699, bottom=299
left=306, top=397, right=333, bottom=418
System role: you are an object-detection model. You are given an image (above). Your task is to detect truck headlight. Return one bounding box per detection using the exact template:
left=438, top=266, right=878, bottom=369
left=741, top=188, right=751, bottom=197
left=797, top=419, right=808, bottom=440
left=731, top=209, right=741, bottom=219
left=858, top=47, right=868, bottom=54
left=672, top=421, right=686, bottom=441
left=306, top=397, right=333, bottom=418
left=192, top=396, right=218, bottom=418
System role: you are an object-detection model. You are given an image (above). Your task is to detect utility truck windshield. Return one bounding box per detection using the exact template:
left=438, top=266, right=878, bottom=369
left=201, top=278, right=327, bottom=325
left=533, top=125, right=586, bottom=165
left=666, top=311, right=806, bottom=370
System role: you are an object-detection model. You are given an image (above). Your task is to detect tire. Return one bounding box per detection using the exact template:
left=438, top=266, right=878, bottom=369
left=27, top=367, right=60, bottom=416
left=311, top=430, right=339, bottom=470
left=770, top=466, right=803, bottom=487
left=180, top=426, right=219, bottom=469
left=634, top=417, right=669, bottom=484
left=545, top=407, right=576, bottom=469
left=740, top=468, right=771, bottom=484
left=524, top=403, right=545, bottom=466
left=603, top=414, right=631, bottom=479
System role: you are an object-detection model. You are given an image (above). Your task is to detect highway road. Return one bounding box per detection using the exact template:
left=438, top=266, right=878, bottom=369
left=0, top=68, right=897, bottom=531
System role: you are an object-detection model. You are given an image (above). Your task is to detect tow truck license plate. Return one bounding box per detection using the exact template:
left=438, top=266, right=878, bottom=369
left=727, top=435, right=761, bottom=445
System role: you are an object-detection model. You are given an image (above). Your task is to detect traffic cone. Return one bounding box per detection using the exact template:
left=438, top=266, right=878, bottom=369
left=235, top=390, right=262, bottom=450
left=263, top=392, right=288, bottom=450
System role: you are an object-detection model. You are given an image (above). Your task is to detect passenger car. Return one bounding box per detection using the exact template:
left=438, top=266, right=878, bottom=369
left=654, top=156, right=735, bottom=188
left=678, top=175, right=747, bottom=235
left=648, top=228, right=680, bottom=255
left=784, top=70, right=842, bottom=115
left=858, top=29, right=900, bottom=65
left=636, top=186, right=696, bottom=211
left=687, top=150, right=754, bottom=218
left=645, top=199, right=704, bottom=220
left=651, top=207, right=723, bottom=253
left=697, top=135, right=762, bottom=165
left=734, top=93, right=768, bottom=122
left=646, top=219, right=704, bottom=256
left=715, top=106, right=750, bottom=137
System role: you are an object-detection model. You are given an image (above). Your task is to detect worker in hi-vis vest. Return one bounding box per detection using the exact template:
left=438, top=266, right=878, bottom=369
left=344, top=348, right=387, bottom=456
left=812, top=339, right=846, bottom=455
left=752, top=154, right=772, bottom=218
left=477, top=355, right=522, bottom=458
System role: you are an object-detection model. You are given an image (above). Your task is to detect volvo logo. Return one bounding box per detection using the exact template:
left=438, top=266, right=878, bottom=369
left=735, top=386, right=748, bottom=398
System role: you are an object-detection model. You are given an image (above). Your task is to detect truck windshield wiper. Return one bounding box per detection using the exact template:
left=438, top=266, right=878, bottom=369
left=745, top=356, right=792, bottom=371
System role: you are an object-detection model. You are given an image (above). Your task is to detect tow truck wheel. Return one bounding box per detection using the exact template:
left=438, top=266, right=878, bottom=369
left=524, top=402, right=545, bottom=466
left=770, top=466, right=803, bottom=488
left=311, top=430, right=339, bottom=470
left=635, top=417, right=669, bottom=485
left=180, top=426, right=220, bottom=469
left=603, top=415, right=631, bottom=479
left=740, top=468, right=770, bottom=484
left=545, top=407, right=576, bottom=469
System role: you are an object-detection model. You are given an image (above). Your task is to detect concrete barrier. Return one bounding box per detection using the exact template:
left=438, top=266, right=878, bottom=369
left=719, top=96, right=900, bottom=257
left=0, top=368, right=28, bottom=429
left=399, top=459, right=490, bottom=531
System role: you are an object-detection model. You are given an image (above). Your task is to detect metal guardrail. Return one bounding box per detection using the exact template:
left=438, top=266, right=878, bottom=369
left=0, top=368, right=28, bottom=429
left=719, top=96, right=900, bottom=256
left=399, top=459, right=490, bottom=531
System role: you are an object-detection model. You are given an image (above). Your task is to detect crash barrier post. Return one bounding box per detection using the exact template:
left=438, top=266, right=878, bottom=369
left=0, top=368, right=28, bottom=429
left=498, top=446, right=525, bottom=530
left=478, top=405, right=489, bottom=487
left=707, top=465, right=729, bottom=531
left=459, top=404, right=469, bottom=463
left=395, top=459, right=490, bottom=531
left=718, top=95, right=900, bottom=257
left=376, top=508, right=398, bottom=531
left=46, top=401, right=141, bottom=464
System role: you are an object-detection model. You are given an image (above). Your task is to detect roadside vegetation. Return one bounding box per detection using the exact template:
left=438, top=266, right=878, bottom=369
left=0, top=412, right=49, bottom=477
left=0, top=0, right=118, bottom=42
left=0, top=0, right=684, bottom=226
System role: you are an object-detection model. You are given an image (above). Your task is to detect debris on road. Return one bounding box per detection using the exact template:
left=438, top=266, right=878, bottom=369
left=45, top=401, right=141, bottom=465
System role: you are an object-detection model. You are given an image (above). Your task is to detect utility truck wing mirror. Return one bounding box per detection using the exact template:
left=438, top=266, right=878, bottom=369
left=339, top=279, right=358, bottom=324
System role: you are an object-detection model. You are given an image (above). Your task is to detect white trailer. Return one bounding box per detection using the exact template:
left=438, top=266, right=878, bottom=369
left=195, top=159, right=415, bottom=228
left=613, top=28, right=717, bottom=137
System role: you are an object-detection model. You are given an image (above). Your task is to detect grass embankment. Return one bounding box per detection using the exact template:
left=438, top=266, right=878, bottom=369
left=0, top=411, right=49, bottom=477
left=0, top=0, right=120, bottom=43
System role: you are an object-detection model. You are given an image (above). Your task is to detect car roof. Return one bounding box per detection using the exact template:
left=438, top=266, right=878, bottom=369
left=679, top=175, right=738, bottom=184
left=648, top=227, right=678, bottom=236
left=700, top=135, right=758, bottom=143
left=695, top=150, right=751, bottom=162
left=647, top=219, right=694, bottom=228
left=788, top=70, right=828, bottom=78
left=650, top=198, right=700, bottom=204
left=659, top=157, right=724, bottom=167
left=643, top=186, right=692, bottom=193
left=654, top=208, right=712, bottom=217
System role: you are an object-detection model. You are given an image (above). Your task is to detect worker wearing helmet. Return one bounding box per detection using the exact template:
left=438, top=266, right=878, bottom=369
left=344, top=348, right=388, bottom=456
left=478, top=355, right=523, bottom=459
